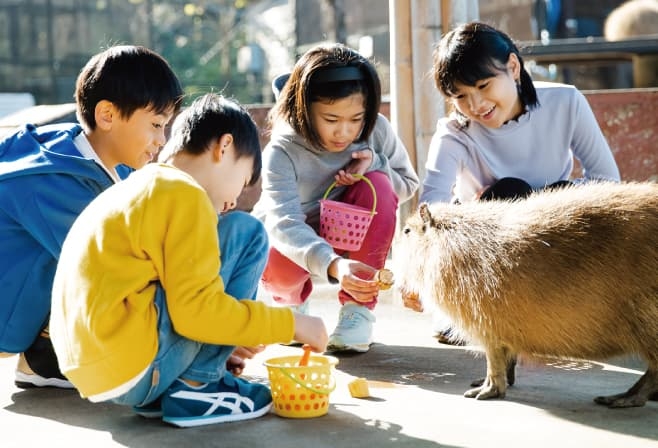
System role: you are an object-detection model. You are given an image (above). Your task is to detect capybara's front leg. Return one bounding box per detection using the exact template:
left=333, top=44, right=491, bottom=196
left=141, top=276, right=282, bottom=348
left=470, top=354, right=517, bottom=387
left=594, top=367, right=658, bottom=408
left=464, top=345, right=508, bottom=400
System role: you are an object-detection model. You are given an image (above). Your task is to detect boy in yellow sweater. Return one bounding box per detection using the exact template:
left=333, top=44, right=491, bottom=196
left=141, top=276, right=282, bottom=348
left=49, top=93, right=328, bottom=428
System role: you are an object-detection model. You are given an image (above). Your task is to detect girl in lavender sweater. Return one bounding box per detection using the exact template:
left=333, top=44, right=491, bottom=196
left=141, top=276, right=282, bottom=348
left=418, top=22, right=620, bottom=343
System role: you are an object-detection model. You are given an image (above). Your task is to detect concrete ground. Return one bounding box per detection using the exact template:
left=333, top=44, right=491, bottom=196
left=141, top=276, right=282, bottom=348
left=2, top=284, right=657, bottom=448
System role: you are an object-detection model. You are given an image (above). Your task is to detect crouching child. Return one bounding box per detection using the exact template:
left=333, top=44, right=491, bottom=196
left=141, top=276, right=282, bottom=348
left=49, top=93, right=328, bottom=427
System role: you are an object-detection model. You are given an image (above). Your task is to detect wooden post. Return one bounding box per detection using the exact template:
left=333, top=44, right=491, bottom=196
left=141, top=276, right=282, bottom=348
left=388, top=0, right=479, bottom=229
left=389, top=0, right=415, bottom=171
left=410, top=0, right=446, bottom=191
left=389, top=0, right=417, bottom=227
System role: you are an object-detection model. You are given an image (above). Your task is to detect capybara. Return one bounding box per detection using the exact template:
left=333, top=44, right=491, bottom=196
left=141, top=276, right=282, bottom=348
left=393, top=181, right=658, bottom=408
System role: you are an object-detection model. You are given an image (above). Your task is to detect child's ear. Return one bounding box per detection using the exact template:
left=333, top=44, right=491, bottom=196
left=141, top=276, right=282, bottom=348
left=507, top=53, right=521, bottom=80
left=218, top=133, right=233, bottom=151
left=95, top=100, right=116, bottom=131
left=211, top=134, right=233, bottom=163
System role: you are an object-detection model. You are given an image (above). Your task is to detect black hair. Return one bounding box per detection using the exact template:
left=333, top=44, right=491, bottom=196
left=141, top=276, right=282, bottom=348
left=164, top=93, right=262, bottom=186
left=268, top=43, right=381, bottom=149
left=433, top=22, right=538, bottom=125
left=75, top=45, right=183, bottom=131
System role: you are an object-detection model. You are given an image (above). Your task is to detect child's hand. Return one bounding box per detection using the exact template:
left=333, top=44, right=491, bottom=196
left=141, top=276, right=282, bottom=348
left=233, top=345, right=266, bottom=359
left=227, top=345, right=266, bottom=376
left=334, top=149, right=373, bottom=185
left=329, top=258, right=379, bottom=303
left=293, top=314, right=328, bottom=353
left=226, top=354, right=246, bottom=375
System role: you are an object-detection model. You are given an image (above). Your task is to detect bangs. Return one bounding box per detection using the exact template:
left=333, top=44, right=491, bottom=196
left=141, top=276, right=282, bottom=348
left=441, top=57, right=505, bottom=96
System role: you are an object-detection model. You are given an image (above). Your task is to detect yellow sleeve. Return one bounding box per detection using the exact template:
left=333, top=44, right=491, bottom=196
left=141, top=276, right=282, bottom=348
left=142, top=176, right=294, bottom=347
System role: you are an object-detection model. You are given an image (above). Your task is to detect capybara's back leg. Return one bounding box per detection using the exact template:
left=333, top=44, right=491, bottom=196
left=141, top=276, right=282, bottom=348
left=470, top=355, right=517, bottom=387
left=506, top=355, right=517, bottom=386
left=594, top=367, right=658, bottom=408
left=465, top=345, right=509, bottom=399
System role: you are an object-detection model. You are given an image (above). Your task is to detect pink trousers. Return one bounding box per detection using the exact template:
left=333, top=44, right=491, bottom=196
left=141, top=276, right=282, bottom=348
left=261, top=171, right=398, bottom=310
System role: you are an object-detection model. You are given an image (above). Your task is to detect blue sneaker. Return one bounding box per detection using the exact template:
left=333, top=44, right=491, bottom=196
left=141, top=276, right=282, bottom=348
left=162, top=374, right=273, bottom=427
left=326, top=303, right=375, bottom=353
left=133, top=397, right=163, bottom=418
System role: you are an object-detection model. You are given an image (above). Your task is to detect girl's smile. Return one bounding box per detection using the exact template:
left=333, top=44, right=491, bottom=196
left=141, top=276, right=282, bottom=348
left=450, top=54, right=524, bottom=129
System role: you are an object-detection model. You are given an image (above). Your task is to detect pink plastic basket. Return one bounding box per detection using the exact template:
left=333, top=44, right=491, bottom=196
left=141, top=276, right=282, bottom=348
left=319, top=174, right=377, bottom=251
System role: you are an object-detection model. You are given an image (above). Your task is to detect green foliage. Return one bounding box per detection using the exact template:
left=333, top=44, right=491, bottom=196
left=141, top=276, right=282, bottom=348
left=0, top=0, right=265, bottom=105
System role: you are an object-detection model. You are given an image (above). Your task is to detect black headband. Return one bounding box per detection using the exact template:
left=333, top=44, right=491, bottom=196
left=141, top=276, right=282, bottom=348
left=312, top=66, right=365, bottom=83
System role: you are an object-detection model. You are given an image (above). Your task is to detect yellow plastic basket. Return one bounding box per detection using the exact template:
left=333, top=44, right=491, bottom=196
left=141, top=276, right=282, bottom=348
left=264, top=354, right=339, bottom=418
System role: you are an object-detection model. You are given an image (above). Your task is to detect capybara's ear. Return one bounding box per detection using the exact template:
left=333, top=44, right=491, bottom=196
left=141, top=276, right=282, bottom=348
left=419, top=203, right=432, bottom=224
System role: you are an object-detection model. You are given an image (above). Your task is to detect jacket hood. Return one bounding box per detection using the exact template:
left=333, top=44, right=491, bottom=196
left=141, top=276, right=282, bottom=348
left=0, top=123, right=111, bottom=182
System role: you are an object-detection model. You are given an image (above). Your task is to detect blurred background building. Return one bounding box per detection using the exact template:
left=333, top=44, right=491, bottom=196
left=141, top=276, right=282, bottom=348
left=0, top=0, right=655, bottom=116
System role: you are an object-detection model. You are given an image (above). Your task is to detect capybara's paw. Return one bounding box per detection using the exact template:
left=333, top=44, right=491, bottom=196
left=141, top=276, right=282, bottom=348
left=464, top=381, right=506, bottom=400
left=594, top=393, right=648, bottom=408
left=401, top=290, right=423, bottom=312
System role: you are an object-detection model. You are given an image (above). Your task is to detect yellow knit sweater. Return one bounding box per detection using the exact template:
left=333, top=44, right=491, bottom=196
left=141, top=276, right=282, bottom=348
left=50, top=163, right=294, bottom=398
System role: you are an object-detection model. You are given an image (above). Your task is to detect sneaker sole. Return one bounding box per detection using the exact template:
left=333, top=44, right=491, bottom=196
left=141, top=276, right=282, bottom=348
left=133, top=408, right=164, bottom=419
left=326, top=342, right=371, bottom=353
left=15, top=371, right=74, bottom=389
left=162, top=401, right=273, bottom=428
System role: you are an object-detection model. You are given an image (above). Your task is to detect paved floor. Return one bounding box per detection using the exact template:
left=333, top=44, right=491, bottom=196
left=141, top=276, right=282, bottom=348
left=2, top=284, right=657, bottom=448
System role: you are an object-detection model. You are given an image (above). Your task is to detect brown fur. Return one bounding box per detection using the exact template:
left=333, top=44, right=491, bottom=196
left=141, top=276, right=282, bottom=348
left=393, top=182, right=658, bottom=407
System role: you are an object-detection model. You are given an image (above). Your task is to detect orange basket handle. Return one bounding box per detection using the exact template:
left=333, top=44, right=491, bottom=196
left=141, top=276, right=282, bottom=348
left=277, top=367, right=337, bottom=395
left=321, top=173, right=377, bottom=216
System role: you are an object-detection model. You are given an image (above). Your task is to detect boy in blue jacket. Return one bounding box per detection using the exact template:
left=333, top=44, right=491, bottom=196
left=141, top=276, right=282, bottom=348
left=0, top=45, right=183, bottom=388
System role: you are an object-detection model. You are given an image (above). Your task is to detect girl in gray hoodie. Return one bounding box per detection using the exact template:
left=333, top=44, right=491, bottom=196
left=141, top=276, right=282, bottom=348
left=252, top=43, right=419, bottom=353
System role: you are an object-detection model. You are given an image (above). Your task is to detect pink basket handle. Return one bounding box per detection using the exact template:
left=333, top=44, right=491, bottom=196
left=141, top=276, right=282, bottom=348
left=321, top=174, right=377, bottom=216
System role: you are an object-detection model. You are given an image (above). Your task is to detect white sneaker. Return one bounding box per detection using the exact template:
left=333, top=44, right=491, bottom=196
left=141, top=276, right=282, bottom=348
left=326, top=303, right=375, bottom=353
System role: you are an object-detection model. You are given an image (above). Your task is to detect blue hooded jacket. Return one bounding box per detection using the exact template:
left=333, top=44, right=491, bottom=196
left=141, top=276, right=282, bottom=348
left=0, top=123, right=119, bottom=352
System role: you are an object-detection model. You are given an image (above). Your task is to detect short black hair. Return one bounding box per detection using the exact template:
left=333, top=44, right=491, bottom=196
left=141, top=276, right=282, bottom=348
left=75, top=45, right=183, bottom=131
left=163, top=93, right=262, bottom=186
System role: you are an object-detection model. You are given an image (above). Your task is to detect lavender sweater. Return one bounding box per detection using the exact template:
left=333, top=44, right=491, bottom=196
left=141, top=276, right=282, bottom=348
left=420, top=82, right=620, bottom=204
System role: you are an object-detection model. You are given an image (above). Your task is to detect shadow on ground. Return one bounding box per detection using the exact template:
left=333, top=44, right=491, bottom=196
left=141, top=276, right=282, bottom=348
left=331, top=343, right=658, bottom=442
left=5, top=381, right=455, bottom=448
left=4, top=342, right=657, bottom=447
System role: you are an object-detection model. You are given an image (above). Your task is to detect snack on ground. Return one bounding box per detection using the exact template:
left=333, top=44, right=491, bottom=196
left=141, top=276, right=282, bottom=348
left=348, top=377, right=370, bottom=398
left=374, top=268, right=394, bottom=290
